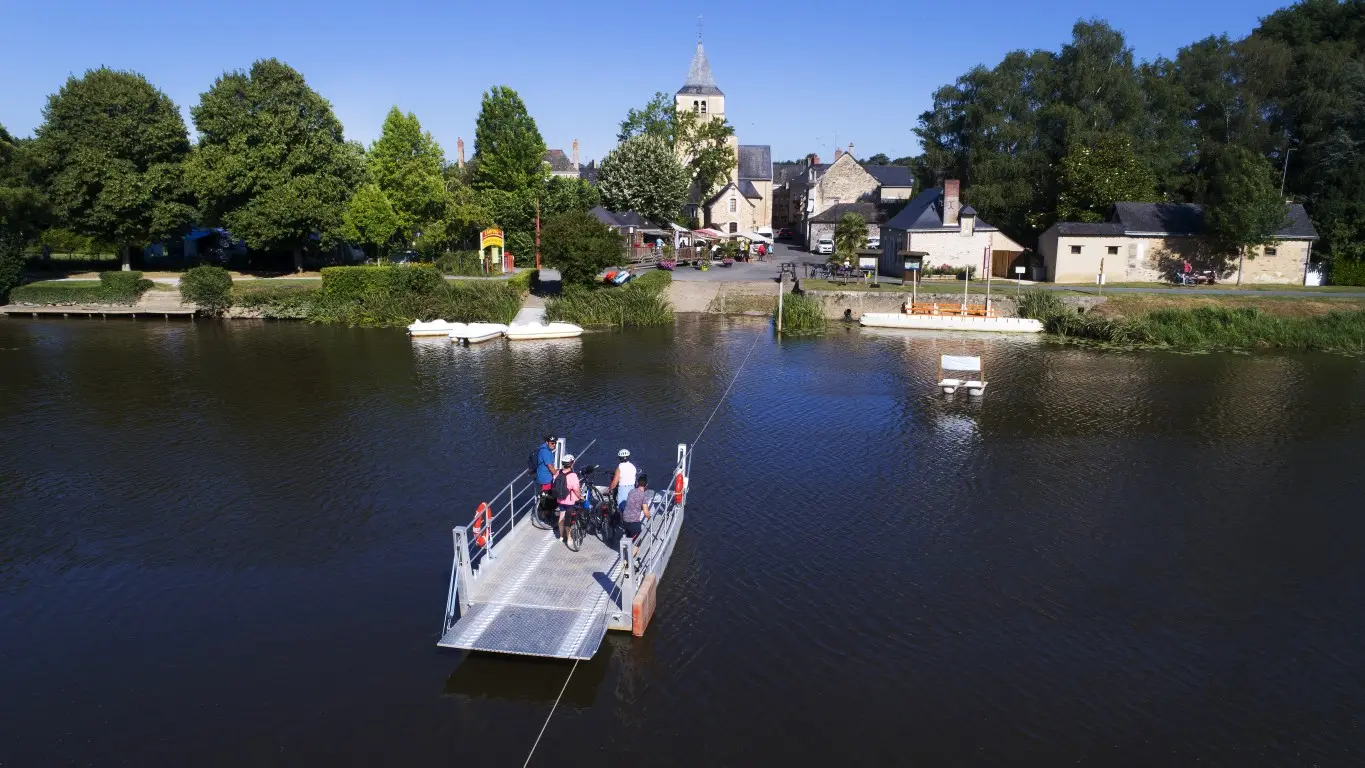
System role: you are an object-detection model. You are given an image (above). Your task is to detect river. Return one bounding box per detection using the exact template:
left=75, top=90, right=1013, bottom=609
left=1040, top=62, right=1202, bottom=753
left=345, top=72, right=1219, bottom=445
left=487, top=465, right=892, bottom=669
left=1, top=316, right=1363, bottom=765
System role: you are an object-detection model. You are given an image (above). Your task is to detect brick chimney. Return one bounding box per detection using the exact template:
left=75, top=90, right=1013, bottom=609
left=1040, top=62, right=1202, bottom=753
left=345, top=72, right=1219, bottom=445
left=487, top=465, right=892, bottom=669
left=834, top=147, right=843, bottom=161
left=457, top=137, right=465, bottom=169
left=943, top=179, right=961, bottom=226
left=572, top=139, right=579, bottom=169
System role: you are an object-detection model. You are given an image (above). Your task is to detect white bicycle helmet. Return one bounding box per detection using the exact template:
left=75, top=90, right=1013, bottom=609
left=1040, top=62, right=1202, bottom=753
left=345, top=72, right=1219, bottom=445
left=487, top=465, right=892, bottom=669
left=618, top=449, right=631, bottom=459
left=561, top=453, right=576, bottom=465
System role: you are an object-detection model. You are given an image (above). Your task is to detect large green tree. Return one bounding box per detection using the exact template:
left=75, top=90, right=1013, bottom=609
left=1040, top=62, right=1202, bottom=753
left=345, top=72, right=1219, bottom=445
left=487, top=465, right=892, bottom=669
left=340, top=183, right=401, bottom=261
left=1200, top=144, right=1287, bottom=284
left=367, top=107, right=446, bottom=241
left=188, top=59, right=365, bottom=271
left=540, top=210, right=621, bottom=286
left=471, top=86, right=547, bottom=193
left=33, top=68, right=195, bottom=270
left=596, top=135, right=689, bottom=224
left=1056, top=134, right=1158, bottom=222
left=618, top=92, right=737, bottom=202
left=1, top=124, right=47, bottom=299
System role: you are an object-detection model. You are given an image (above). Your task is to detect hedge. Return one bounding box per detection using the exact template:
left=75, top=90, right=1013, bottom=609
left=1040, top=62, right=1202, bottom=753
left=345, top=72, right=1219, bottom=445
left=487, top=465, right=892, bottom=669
left=320, top=265, right=444, bottom=301
left=1330, top=259, right=1365, bottom=287
left=8, top=272, right=152, bottom=305
left=180, top=265, right=233, bottom=315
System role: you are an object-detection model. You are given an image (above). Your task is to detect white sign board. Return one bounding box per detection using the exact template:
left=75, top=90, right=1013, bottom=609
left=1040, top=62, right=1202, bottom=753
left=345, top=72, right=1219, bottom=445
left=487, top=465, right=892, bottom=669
left=1014, top=266, right=1026, bottom=275
left=941, top=355, right=982, bottom=372
left=858, top=256, right=876, bottom=269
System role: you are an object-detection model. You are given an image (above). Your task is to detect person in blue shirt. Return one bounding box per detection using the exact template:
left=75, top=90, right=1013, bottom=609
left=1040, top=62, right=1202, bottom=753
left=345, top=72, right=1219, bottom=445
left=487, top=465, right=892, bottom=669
left=535, top=434, right=557, bottom=491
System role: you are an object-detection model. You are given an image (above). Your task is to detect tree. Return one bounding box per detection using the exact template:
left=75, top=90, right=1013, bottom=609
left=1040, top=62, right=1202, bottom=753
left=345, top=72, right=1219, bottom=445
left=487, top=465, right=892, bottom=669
left=1200, top=144, right=1287, bottom=284
left=1, top=124, right=45, bottom=299
left=596, top=135, right=690, bottom=223
left=865, top=153, right=891, bottom=165
left=341, top=184, right=400, bottom=261
left=1056, top=134, right=1158, bottom=222
left=33, top=68, right=195, bottom=270
left=368, top=107, right=446, bottom=241
left=542, top=175, right=600, bottom=217
left=189, top=59, right=365, bottom=271
left=833, top=212, right=868, bottom=264
left=675, top=108, right=737, bottom=201
left=618, top=92, right=677, bottom=144
left=471, top=86, right=547, bottom=193
left=540, top=210, right=621, bottom=286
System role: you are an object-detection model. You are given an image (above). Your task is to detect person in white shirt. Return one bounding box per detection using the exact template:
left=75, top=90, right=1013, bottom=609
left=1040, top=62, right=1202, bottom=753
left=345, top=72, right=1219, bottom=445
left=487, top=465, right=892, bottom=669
left=609, top=449, right=637, bottom=516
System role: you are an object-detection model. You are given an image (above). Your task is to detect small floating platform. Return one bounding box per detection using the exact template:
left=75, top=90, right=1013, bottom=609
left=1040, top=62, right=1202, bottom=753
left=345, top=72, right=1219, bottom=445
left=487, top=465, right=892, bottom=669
left=939, top=354, right=987, bottom=395
left=0, top=305, right=195, bottom=319
left=439, top=442, right=691, bottom=660
left=505, top=321, right=583, bottom=341
left=861, top=311, right=1043, bottom=333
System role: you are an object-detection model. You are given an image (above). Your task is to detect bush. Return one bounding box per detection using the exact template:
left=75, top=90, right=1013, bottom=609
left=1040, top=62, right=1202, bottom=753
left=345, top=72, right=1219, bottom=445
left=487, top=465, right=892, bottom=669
left=435, top=251, right=487, bottom=276
left=233, top=283, right=318, bottom=319
left=10, top=280, right=108, bottom=304
left=180, top=265, right=233, bottom=315
left=779, top=292, right=826, bottom=333
left=506, top=269, right=533, bottom=294
left=0, top=241, right=23, bottom=302
left=1330, top=259, right=1365, bottom=286
left=541, top=210, right=622, bottom=286
left=1017, top=289, right=1067, bottom=321
left=546, top=273, right=674, bottom=327
left=99, top=271, right=154, bottom=302
left=320, top=265, right=444, bottom=301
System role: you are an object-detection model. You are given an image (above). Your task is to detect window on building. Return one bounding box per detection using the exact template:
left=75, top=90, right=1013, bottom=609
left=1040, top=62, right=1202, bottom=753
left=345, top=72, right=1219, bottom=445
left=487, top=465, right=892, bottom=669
left=693, top=101, right=700, bottom=113
left=1107, top=245, right=1119, bottom=255
left=1070, top=245, right=1082, bottom=254
left=1265, top=246, right=1278, bottom=256
left=729, top=222, right=737, bottom=233
left=701, top=100, right=708, bottom=114
left=729, top=197, right=737, bottom=214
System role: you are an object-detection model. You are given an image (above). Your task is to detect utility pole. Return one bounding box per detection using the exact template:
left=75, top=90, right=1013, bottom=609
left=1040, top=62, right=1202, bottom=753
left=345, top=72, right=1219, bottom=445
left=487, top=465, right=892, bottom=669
left=1280, top=147, right=1295, bottom=199
left=535, top=199, right=541, bottom=269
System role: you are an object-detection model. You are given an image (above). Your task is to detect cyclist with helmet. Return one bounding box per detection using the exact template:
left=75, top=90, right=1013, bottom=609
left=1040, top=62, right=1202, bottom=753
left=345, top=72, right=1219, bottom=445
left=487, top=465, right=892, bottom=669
left=609, top=448, right=638, bottom=515
left=554, top=454, right=581, bottom=545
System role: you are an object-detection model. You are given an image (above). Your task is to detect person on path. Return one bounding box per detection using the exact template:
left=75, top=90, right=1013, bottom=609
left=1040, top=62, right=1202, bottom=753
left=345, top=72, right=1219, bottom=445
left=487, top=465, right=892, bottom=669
left=621, top=474, right=653, bottom=559
left=1182, top=259, right=1193, bottom=285
left=554, top=454, right=582, bottom=545
left=609, top=449, right=638, bottom=516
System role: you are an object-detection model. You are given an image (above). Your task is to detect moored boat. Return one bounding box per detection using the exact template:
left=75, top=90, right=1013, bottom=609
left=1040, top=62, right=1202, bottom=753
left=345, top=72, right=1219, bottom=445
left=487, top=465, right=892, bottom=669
left=860, top=312, right=1043, bottom=333
left=449, top=323, right=508, bottom=344
left=408, top=319, right=460, bottom=337
left=505, top=321, right=584, bottom=340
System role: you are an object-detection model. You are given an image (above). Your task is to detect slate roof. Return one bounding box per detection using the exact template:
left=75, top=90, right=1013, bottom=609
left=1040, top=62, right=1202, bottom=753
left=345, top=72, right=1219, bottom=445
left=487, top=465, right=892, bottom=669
left=678, top=42, right=723, bottom=96
left=862, top=164, right=915, bottom=188
left=809, top=201, right=891, bottom=225
left=738, top=145, right=772, bottom=180
left=589, top=207, right=653, bottom=229
left=959, top=204, right=977, bottom=216
left=772, top=162, right=805, bottom=188
left=1055, top=222, right=1125, bottom=236
left=704, top=182, right=756, bottom=207
left=543, top=149, right=576, bottom=173
left=1110, top=202, right=1317, bottom=239
left=579, top=163, right=598, bottom=185
left=737, top=179, right=762, bottom=199
left=884, top=187, right=999, bottom=232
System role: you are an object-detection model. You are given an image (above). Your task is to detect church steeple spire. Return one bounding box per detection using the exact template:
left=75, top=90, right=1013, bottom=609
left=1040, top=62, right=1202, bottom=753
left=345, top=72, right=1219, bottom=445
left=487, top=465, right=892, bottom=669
left=678, top=40, right=723, bottom=96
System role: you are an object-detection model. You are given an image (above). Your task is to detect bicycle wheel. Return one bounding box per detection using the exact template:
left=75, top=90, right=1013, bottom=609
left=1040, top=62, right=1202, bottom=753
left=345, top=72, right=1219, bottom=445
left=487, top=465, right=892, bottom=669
left=599, top=507, right=615, bottom=545
left=567, top=516, right=585, bottom=552
left=531, top=494, right=551, bottom=530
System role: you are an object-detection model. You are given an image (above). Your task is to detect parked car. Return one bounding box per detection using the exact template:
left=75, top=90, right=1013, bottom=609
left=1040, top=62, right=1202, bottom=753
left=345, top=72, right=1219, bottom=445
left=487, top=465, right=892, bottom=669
left=815, top=238, right=835, bottom=255
left=776, top=228, right=792, bottom=240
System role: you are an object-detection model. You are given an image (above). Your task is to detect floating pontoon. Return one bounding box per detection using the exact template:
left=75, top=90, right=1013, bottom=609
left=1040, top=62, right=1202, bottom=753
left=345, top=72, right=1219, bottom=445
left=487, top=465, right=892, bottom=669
left=505, top=321, right=584, bottom=341
left=938, top=354, right=987, bottom=395
left=860, top=312, right=1043, bottom=333
left=449, top=323, right=508, bottom=344
left=408, top=319, right=461, bottom=337
left=438, top=441, right=691, bottom=660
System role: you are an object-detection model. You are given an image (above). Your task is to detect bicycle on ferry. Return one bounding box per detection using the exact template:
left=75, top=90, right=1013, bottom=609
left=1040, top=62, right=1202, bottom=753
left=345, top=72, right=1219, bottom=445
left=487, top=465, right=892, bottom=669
left=531, top=464, right=615, bottom=551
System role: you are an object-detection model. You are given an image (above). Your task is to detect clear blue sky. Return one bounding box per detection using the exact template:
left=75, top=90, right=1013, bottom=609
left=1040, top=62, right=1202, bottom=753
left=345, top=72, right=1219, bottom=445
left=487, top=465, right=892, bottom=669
left=1, top=0, right=1293, bottom=165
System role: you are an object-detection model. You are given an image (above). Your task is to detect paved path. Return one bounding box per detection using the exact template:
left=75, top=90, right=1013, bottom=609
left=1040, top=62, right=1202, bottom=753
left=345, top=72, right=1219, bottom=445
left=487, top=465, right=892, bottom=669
left=513, top=294, right=546, bottom=325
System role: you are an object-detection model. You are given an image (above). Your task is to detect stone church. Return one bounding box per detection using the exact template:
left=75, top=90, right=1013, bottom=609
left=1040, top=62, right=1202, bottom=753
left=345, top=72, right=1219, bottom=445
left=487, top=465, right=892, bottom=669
left=676, top=41, right=773, bottom=235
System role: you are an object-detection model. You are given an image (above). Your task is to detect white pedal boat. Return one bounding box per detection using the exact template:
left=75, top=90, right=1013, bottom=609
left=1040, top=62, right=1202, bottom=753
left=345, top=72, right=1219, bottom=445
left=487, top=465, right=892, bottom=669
left=505, top=321, right=584, bottom=340
left=449, top=323, right=508, bottom=344
left=408, top=319, right=463, bottom=337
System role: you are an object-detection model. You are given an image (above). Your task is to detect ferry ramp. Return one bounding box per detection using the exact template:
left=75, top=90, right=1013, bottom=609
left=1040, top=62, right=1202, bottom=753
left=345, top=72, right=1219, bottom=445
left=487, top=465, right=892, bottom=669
left=439, top=442, right=691, bottom=660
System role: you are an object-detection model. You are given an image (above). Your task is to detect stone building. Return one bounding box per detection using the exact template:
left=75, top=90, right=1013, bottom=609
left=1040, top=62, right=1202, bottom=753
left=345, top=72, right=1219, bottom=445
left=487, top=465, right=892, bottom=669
left=674, top=40, right=774, bottom=234
left=1039, top=202, right=1319, bottom=284
left=543, top=139, right=582, bottom=178
left=880, top=180, right=1023, bottom=276
left=778, top=148, right=916, bottom=243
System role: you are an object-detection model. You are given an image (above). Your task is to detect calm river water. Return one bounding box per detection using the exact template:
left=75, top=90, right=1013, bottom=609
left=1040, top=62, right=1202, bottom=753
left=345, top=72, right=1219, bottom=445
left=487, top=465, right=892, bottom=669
left=2, top=316, right=1363, bottom=765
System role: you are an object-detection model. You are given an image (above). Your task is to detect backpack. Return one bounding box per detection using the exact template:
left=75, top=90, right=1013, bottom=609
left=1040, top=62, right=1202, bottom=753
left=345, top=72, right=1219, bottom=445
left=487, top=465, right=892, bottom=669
left=528, top=448, right=540, bottom=475
left=552, top=469, right=571, bottom=499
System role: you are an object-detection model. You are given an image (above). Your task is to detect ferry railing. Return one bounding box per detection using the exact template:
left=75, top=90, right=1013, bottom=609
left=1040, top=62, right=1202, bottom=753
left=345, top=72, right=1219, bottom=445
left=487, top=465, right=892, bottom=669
left=610, top=443, right=691, bottom=626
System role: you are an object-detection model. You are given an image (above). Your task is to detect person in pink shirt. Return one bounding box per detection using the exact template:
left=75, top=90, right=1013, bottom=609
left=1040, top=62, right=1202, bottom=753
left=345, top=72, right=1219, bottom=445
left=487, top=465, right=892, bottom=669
left=553, top=454, right=582, bottom=545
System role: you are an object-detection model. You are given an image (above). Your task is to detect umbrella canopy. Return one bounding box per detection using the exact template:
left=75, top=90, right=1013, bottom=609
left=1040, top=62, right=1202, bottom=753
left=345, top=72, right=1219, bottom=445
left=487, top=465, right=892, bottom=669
left=692, top=228, right=727, bottom=240
left=740, top=231, right=773, bottom=244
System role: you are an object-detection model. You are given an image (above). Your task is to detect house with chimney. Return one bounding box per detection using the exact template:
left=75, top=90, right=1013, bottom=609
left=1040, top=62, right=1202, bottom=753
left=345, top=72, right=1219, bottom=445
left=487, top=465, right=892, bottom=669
left=544, top=140, right=583, bottom=179
left=773, top=147, right=916, bottom=245
left=1039, top=202, right=1318, bottom=283
left=879, top=180, right=1023, bottom=277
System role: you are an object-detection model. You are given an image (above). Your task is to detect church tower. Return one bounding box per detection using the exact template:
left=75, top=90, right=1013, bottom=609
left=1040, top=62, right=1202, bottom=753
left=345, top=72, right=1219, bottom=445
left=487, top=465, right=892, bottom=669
left=676, top=41, right=725, bottom=121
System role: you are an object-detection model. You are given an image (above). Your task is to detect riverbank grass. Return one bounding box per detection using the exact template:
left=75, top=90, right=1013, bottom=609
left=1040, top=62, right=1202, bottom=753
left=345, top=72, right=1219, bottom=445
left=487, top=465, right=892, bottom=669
left=1020, top=289, right=1365, bottom=353
left=779, top=292, right=827, bottom=333
left=546, top=271, right=674, bottom=327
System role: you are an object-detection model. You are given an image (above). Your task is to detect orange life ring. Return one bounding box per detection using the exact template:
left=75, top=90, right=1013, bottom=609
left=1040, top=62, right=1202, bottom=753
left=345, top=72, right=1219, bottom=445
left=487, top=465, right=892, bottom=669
left=672, top=472, right=685, bottom=504
left=472, top=502, right=491, bottom=547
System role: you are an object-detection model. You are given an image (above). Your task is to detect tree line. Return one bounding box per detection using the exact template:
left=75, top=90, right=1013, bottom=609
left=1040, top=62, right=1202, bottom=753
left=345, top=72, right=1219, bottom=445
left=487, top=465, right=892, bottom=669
left=0, top=59, right=597, bottom=293
left=894, top=0, right=1365, bottom=268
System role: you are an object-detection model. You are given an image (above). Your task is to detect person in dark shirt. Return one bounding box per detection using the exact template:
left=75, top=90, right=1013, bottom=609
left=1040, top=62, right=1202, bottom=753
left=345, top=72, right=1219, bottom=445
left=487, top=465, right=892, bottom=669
left=621, top=474, right=652, bottom=559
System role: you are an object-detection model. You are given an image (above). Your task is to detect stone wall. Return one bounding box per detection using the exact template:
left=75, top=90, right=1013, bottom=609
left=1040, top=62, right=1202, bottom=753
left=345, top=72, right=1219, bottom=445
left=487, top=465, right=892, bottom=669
left=803, top=287, right=1104, bottom=320
left=907, top=230, right=996, bottom=272
left=805, top=155, right=877, bottom=243
left=705, top=187, right=756, bottom=234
